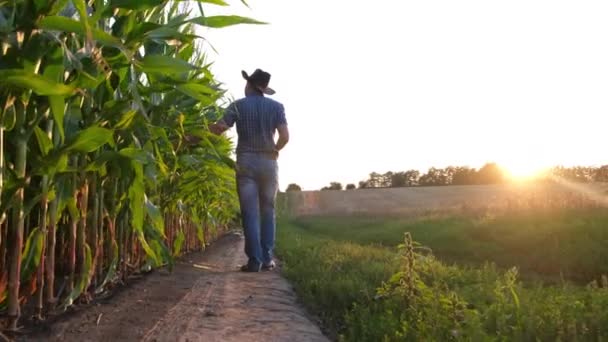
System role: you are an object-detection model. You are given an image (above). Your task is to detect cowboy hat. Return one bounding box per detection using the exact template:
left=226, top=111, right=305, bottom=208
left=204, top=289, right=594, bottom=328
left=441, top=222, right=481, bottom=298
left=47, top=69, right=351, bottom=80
left=241, top=69, right=276, bottom=95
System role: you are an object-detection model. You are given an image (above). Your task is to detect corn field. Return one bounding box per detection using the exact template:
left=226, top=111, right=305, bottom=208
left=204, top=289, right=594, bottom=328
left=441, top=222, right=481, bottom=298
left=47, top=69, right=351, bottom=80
left=0, top=0, right=258, bottom=330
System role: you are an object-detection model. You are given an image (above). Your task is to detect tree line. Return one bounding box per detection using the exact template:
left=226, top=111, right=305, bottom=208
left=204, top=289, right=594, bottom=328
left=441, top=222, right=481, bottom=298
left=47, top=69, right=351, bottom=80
left=285, top=164, right=608, bottom=191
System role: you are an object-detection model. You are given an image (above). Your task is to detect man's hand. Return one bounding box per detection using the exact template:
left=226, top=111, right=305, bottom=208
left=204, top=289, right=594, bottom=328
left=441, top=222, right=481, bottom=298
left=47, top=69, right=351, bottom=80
left=209, top=120, right=229, bottom=135
left=275, top=124, right=290, bottom=151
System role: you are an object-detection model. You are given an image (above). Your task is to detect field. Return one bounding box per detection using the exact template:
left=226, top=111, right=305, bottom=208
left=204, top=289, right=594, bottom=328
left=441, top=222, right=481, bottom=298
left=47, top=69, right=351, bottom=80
left=276, top=186, right=608, bottom=341
left=280, top=181, right=608, bottom=217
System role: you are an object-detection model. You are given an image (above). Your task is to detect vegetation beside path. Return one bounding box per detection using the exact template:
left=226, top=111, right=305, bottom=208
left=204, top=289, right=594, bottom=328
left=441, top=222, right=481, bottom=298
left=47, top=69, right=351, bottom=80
left=0, top=0, right=261, bottom=329
left=277, top=209, right=608, bottom=341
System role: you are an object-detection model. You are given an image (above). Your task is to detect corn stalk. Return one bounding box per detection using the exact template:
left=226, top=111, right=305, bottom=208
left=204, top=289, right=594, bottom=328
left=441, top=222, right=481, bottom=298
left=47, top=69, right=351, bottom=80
left=0, top=0, right=258, bottom=328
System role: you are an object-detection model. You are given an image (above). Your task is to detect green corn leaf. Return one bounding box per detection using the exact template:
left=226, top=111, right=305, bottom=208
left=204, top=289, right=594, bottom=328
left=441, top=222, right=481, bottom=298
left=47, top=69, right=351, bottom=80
left=149, top=239, right=173, bottom=271
left=0, top=70, right=75, bottom=96
left=136, top=55, right=196, bottom=74
left=184, top=0, right=229, bottom=6
left=23, top=193, right=44, bottom=218
left=53, top=177, right=72, bottom=224
left=72, top=0, right=93, bottom=48
left=63, top=244, right=92, bottom=307
left=145, top=196, right=165, bottom=236
left=188, top=15, right=266, bottom=28
left=20, top=228, right=45, bottom=284
left=1, top=104, right=17, bottom=131
left=0, top=181, right=20, bottom=216
left=42, top=50, right=66, bottom=142
left=49, top=0, right=70, bottom=15
left=67, top=197, right=81, bottom=220
left=115, top=110, right=137, bottom=130
left=119, top=147, right=153, bottom=164
left=34, top=126, right=53, bottom=156
left=152, top=144, right=170, bottom=178
left=175, top=83, right=216, bottom=104
left=109, top=0, right=164, bottom=10
left=65, top=127, right=114, bottom=153
left=33, top=0, right=49, bottom=13
left=197, top=226, right=206, bottom=247
left=129, top=178, right=145, bottom=233
left=125, top=22, right=162, bottom=42
left=173, top=230, right=185, bottom=257
left=39, top=16, right=122, bottom=47
left=32, top=153, right=69, bottom=177
left=146, top=27, right=195, bottom=42
left=49, top=96, right=66, bottom=143
left=85, top=151, right=122, bottom=172
left=138, top=232, right=161, bottom=267
left=95, top=240, right=118, bottom=294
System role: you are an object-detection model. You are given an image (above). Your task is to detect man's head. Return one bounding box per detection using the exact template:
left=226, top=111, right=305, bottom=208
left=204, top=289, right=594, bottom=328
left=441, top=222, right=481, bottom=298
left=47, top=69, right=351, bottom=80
left=242, top=69, right=275, bottom=96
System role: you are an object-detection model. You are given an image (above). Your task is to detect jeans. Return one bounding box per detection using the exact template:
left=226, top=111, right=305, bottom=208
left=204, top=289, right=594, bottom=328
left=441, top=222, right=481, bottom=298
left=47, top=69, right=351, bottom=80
left=236, top=153, right=279, bottom=268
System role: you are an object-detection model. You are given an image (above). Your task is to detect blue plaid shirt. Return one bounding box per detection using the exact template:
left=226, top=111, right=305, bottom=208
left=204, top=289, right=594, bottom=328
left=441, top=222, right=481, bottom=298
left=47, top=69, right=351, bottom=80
left=222, top=94, right=287, bottom=157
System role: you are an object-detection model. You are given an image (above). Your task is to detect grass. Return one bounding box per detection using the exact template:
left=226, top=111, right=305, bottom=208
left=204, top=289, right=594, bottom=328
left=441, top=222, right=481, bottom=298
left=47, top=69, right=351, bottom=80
left=276, top=223, right=398, bottom=336
left=276, top=208, right=608, bottom=341
left=290, top=208, right=608, bottom=282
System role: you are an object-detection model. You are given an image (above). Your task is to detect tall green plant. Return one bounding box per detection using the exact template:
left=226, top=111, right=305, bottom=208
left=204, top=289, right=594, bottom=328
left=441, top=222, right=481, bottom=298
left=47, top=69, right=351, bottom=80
left=0, top=0, right=254, bottom=329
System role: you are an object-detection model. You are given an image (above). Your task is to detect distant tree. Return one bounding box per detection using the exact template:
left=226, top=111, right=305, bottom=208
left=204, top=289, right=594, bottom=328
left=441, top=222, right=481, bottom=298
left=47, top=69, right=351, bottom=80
left=476, top=163, right=505, bottom=184
left=346, top=183, right=356, bottom=190
left=419, top=167, right=449, bottom=186
left=576, top=166, right=596, bottom=183
left=329, top=182, right=343, bottom=190
left=286, top=183, right=302, bottom=192
left=361, top=169, right=420, bottom=188
left=381, top=172, right=393, bottom=187
left=321, top=182, right=343, bottom=191
left=390, top=172, right=407, bottom=187
left=403, top=170, right=420, bottom=186
left=451, top=166, right=477, bottom=185
left=595, top=165, right=608, bottom=182
left=443, top=166, right=457, bottom=184
left=351, top=164, right=605, bottom=188
left=552, top=166, right=596, bottom=183
left=368, top=172, right=381, bottom=188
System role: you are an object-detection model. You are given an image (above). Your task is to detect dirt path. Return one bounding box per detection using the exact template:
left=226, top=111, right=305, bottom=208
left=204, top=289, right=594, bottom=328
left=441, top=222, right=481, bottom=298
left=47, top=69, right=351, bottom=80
left=24, top=232, right=328, bottom=342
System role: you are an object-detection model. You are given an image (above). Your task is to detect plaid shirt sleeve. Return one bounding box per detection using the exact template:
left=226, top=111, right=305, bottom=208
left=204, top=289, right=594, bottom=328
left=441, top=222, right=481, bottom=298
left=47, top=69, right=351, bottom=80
left=222, top=102, right=238, bottom=127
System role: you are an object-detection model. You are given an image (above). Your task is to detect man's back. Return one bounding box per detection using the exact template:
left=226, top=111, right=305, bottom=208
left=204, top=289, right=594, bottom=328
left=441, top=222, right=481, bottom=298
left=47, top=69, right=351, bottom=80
left=223, top=95, right=286, bottom=157
left=209, top=68, right=289, bottom=272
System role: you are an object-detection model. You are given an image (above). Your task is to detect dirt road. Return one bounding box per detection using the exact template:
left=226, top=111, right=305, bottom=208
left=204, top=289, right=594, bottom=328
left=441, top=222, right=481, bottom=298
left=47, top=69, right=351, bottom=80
left=25, top=233, right=328, bottom=342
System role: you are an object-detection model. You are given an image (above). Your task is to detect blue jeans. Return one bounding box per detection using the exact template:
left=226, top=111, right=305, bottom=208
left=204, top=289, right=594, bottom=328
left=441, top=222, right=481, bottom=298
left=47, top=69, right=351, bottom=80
left=236, top=153, right=279, bottom=268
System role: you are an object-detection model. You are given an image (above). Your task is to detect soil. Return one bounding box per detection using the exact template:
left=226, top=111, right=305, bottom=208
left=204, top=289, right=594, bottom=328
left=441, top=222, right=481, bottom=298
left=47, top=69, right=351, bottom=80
left=20, top=232, right=328, bottom=342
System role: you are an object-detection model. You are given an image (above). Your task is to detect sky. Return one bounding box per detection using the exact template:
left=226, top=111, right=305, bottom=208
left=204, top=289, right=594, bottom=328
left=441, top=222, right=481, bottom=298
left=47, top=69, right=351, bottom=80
left=200, top=0, right=608, bottom=191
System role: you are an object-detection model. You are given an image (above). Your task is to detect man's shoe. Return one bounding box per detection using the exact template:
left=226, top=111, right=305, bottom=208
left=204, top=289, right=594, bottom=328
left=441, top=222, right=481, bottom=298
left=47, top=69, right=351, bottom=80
left=240, top=263, right=262, bottom=272
left=262, top=261, right=276, bottom=271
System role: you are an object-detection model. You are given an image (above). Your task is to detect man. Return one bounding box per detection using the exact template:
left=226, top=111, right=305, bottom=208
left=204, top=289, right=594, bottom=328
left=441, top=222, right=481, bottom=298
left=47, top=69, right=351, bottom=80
left=210, top=69, right=289, bottom=272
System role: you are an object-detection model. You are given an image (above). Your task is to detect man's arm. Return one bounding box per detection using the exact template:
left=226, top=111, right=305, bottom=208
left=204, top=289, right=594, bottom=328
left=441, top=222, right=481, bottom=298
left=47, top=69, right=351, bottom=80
left=275, top=124, right=289, bottom=151
left=210, top=102, right=237, bottom=135
left=209, top=120, right=230, bottom=135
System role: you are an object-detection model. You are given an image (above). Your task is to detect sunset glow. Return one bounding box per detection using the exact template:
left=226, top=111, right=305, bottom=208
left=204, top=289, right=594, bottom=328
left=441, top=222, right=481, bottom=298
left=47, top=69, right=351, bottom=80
left=203, top=0, right=608, bottom=190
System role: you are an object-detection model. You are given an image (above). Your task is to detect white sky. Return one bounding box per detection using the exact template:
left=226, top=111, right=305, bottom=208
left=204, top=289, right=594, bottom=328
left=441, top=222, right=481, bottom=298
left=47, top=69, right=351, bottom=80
left=200, top=0, right=608, bottom=191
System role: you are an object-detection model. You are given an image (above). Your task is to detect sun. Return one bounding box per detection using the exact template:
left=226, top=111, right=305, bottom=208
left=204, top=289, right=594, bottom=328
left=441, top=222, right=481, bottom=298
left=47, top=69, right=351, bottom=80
left=503, top=162, right=546, bottom=180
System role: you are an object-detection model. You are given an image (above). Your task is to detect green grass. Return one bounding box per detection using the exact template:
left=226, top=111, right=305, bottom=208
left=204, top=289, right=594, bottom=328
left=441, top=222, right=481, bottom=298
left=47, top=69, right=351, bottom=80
left=277, top=223, right=398, bottom=336
left=290, top=208, right=608, bottom=282
left=276, top=209, right=608, bottom=341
